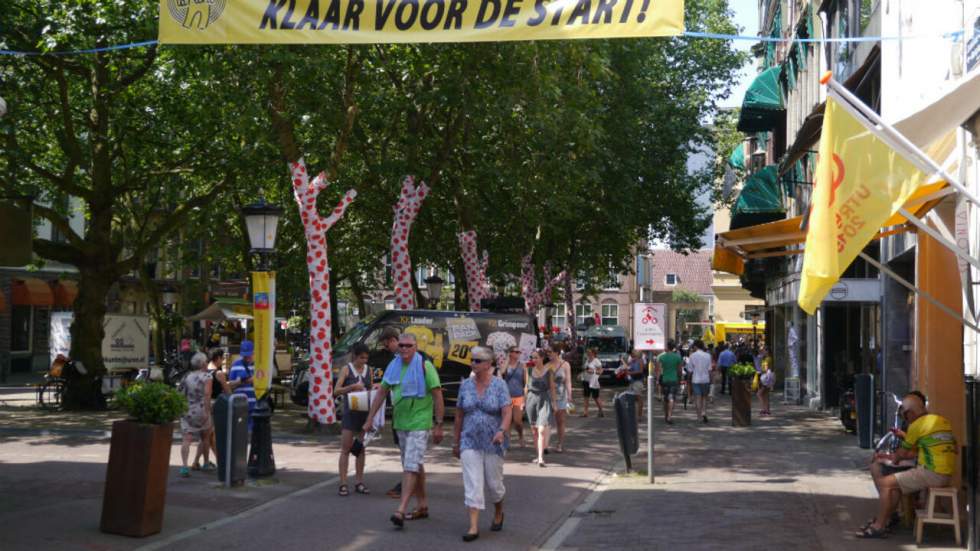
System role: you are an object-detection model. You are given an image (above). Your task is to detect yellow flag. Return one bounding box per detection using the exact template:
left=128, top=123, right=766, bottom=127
left=252, top=271, right=276, bottom=400
left=158, top=0, right=683, bottom=44
left=798, top=96, right=932, bottom=314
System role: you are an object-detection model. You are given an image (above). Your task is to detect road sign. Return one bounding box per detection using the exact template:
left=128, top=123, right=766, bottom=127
left=633, top=303, right=666, bottom=350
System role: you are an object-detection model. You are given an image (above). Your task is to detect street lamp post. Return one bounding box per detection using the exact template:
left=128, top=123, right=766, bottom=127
left=423, top=274, right=444, bottom=310
left=160, top=286, right=179, bottom=358
left=241, top=196, right=283, bottom=478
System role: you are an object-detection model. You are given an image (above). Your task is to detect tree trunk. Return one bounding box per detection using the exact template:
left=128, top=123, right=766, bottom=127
left=64, top=267, right=113, bottom=410
left=349, top=275, right=367, bottom=319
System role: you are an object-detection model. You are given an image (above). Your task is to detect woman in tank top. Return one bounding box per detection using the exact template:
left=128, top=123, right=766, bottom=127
left=524, top=349, right=557, bottom=467
left=546, top=344, right=573, bottom=453
left=499, top=346, right=527, bottom=447
left=334, top=343, right=374, bottom=496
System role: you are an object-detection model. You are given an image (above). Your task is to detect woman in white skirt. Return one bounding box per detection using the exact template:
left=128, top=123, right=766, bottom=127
left=453, top=346, right=512, bottom=542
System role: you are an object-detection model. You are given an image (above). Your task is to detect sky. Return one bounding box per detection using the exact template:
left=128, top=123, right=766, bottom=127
left=720, top=0, right=761, bottom=109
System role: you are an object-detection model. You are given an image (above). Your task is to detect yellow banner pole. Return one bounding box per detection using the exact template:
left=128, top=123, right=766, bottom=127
left=252, top=271, right=276, bottom=400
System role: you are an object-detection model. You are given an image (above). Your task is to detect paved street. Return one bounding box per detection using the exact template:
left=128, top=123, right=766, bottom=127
left=0, top=388, right=966, bottom=550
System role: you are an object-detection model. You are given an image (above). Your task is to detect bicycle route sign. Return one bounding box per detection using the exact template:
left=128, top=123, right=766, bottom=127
left=633, top=303, right=666, bottom=350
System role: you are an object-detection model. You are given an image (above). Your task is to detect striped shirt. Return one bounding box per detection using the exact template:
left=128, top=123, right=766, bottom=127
left=229, top=359, right=256, bottom=428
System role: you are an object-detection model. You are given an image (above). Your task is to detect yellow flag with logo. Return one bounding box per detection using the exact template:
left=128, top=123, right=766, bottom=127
left=798, top=96, right=934, bottom=314
left=252, top=271, right=276, bottom=400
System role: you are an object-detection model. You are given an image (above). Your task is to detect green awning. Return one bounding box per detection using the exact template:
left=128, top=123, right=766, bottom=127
left=728, top=144, right=745, bottom=169
left=730, top=165, right=784, bottom=230
left=737, top=66, right=785, bottom=132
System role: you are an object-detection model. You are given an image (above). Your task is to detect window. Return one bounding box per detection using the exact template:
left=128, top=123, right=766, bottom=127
left=575, top=303, right=593, bottom=326
left=603, top=273, right=620, bottom=290
left=665, top=273, right=678, bottom=286
left=10, top=306, right=32, bottom=353
left=601, top=303, right=619, bottom=326
left=553, top=304, right=567, bottom=329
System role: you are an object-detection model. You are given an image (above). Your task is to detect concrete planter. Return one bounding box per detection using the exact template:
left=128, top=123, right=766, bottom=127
left=100, top=420, right=173, bottom=537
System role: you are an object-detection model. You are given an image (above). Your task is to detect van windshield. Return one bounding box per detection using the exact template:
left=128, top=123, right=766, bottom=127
left=586, top=337, right=627, bottom=354
left=333, top=314, right=379, bottom=355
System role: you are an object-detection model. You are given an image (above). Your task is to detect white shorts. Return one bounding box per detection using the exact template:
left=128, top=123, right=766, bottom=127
left=397, top=430, right=430, bottom=473
left=461, top=449, right=505, bottom=510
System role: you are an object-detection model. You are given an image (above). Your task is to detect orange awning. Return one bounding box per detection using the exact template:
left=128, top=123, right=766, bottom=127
left=713, top=181, right=952, bottom=275
left=52, top=280, right=78, bottom=308
left=12, top=278, right=55, bottom=307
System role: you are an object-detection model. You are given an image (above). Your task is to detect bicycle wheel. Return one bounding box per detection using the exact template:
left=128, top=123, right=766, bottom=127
left=38, top=380, right=66, bottom=411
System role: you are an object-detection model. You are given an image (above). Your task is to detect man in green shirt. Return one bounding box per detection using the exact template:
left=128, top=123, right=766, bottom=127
left=657, top=340, right=683, bottom=424
left=364, top=333, right=444, bottom=528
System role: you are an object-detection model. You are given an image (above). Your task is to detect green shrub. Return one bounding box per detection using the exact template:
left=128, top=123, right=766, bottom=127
left=729, top=363, right=757, bottom=378
left=114, top=382, right=187, bottom=425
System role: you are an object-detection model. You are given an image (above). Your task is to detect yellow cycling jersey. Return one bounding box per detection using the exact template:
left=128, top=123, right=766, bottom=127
left=901, top=414, right=957, bottom=475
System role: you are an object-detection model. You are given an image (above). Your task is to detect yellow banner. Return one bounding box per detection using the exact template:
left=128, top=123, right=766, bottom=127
left=798, top=96, right=932, bottom=314
left=158, top=0, right=684, bottom=44
left=252, top=271, right=276, bottom=399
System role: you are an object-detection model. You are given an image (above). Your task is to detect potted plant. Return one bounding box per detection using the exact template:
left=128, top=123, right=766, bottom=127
left=729, top=363, right=756, bottom=427
left=100, top=382, right=187, bottom=537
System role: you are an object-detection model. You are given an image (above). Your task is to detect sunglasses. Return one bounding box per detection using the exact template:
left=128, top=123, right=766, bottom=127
left=473, top=358, right=490, bottom=363
left=398, top=343, right=416, bottom=348
left=509, top=350, right=520, bottom=354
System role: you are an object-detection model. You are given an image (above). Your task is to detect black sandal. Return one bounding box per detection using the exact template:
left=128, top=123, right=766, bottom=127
left=390, top=511, right=404, bottom=528
left=855, top=525, right=888, bottom=539
left=338, top=484, right=349, bottom=497
left=354, top=482, right=370, bottom=494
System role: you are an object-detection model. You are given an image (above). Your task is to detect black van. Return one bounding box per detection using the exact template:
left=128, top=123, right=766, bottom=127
left=299, top=310, right=539, bottom=410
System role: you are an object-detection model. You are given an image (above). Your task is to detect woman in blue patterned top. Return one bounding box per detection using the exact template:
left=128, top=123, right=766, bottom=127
left=453, top=346, right=512, bottom=543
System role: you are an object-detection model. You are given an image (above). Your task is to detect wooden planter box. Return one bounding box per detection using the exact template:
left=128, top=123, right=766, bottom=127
left=731, top=376, right=752, bottom=427
left=100, top=420, right=174, bottom=537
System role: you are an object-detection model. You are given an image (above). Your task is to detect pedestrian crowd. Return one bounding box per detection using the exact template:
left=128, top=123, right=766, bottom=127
left=171, top=329, right=776, bottom=542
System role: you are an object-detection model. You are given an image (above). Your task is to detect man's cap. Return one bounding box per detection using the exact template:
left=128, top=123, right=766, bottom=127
left=240, top=340, right=254, bottom=356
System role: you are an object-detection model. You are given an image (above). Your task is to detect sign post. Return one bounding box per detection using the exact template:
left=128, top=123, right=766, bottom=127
left=633, top=303, right=665, bottom=483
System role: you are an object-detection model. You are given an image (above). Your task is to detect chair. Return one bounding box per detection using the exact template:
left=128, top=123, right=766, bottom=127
left=915, top=486, right=961, bottom=545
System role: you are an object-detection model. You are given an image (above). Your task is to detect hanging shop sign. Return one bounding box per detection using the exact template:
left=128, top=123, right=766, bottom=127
left=158, top=0, right=684, bottom=44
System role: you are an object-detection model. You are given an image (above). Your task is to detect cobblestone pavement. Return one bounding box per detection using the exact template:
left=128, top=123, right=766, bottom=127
left=0, top=385, right=968, bottom=550
left=549, top=392, right=963, bottom=551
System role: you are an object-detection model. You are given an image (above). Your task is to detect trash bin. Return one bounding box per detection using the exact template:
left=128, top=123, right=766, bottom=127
left=214, top=394, right=248, bottom=485
left=614, top=392, right=639, bottom=470
left=731, top=376, right=752, bottom=427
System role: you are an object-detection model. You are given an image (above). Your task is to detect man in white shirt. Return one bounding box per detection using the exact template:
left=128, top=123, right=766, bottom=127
left=687, top=340, right=714, bottom=424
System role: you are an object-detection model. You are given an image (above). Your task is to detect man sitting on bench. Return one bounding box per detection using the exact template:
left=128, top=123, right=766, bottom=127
left=857, top=392, right=957, bottom=538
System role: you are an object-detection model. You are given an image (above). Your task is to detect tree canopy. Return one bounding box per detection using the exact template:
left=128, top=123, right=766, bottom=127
left=1, top=0, right=743, bottom=407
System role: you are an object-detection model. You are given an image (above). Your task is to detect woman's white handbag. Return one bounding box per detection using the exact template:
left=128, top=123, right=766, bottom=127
left=347, top=389, right=374, bottom=412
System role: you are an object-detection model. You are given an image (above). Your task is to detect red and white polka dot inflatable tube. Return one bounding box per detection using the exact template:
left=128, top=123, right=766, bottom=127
left=390, top=176, right=429, bottom=310
left=457, top=230, right=493, bottom=312
left=289, top=158, right=357, bottom=425
left=520, top=253, right=566, bottom=314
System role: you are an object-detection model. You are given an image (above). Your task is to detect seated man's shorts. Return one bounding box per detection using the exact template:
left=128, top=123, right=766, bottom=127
left=397, top=430, right=430, bottom=473
left=894, top=466, right=951, bottom=495
left=661, top=382, right=678, bottom=401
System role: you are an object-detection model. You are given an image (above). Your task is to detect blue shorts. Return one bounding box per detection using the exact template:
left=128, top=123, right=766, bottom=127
left=692, top=383, right=710, bottom=396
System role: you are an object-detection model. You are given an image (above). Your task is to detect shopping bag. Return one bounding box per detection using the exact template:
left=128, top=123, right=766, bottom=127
left=751, top=372, right=760, bottom=392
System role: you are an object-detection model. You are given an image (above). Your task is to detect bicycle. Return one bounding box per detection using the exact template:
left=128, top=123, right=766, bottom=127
left=37, top=355, right=69, bottom=411
left=36, top=355, right=109, bottom=411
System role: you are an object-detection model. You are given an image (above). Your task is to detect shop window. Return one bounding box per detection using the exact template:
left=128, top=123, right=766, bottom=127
left=10, top=305, right=32, bottom=353
left=575, top=303, right=593, bottom=326
left=553, top=304, right=567, bottom=329
left=601, top=303, right=619, bottom=326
